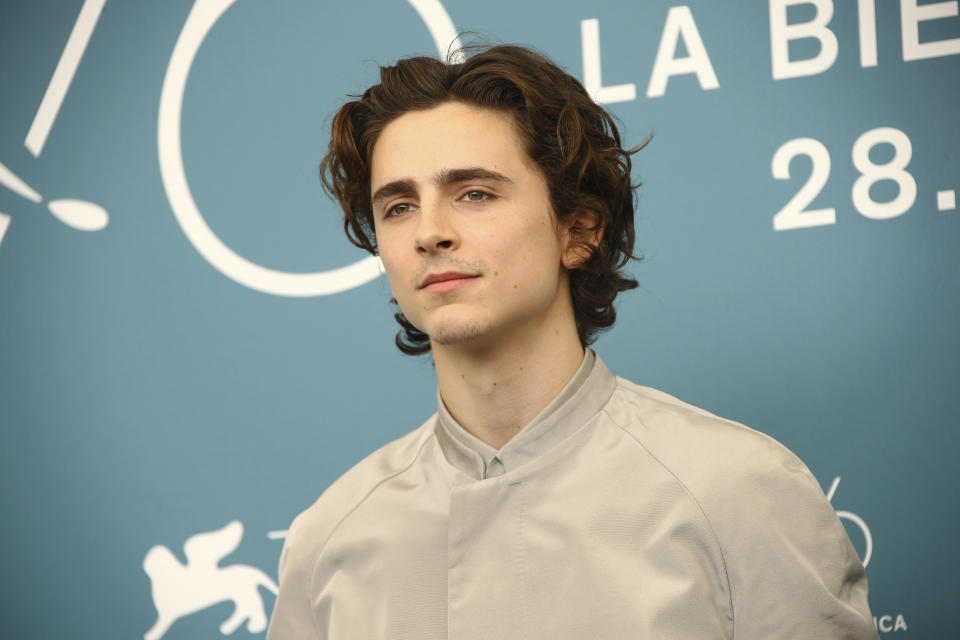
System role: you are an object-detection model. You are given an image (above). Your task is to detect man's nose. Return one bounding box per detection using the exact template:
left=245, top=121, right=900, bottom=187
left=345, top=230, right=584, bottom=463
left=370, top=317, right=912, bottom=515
left=414, top=201, right=458, bottom=255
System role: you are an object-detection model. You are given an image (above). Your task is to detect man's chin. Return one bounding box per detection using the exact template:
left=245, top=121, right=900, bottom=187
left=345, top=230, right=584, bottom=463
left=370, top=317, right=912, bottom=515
left=428, top=319, right=495, bottom=350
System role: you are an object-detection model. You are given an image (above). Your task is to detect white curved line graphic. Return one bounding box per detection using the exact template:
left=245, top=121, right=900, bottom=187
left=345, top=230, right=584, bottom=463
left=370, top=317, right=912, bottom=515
left=826, top=476, right=873, bottom=568
left=836, top=510, right=873, bottom=568
left=158, top=0, right=461, bottom=296
left=408, top=0, right=464, bottom=62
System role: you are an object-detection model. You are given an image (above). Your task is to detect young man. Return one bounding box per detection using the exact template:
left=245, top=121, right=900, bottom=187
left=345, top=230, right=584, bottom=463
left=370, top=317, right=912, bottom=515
left=268, top=45, right=878, bottom=639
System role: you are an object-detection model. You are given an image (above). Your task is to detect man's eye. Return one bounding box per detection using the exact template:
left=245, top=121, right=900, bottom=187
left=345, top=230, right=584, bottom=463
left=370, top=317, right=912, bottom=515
left=386, top=203, right=413, bottom=217
left=462, top=190, right=491, bottom=202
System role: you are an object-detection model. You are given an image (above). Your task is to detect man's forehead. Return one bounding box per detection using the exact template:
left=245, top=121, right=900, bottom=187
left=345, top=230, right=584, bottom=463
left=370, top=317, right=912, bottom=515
left=369, top=103, right=539, bottom=198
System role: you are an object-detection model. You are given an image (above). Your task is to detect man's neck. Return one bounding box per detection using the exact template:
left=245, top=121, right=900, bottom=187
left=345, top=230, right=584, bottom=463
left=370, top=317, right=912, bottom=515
left=432, top=322, right=586, bottom=450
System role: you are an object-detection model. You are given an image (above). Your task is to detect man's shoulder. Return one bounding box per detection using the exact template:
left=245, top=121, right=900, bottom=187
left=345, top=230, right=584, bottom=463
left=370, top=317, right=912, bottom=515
left=284, top=416, right=437, bottom=558
left=607, top=376, right=796, bottom=458
left=605, top=376, right=828, bottom=513
left=603, top=377, right=873, bottom=636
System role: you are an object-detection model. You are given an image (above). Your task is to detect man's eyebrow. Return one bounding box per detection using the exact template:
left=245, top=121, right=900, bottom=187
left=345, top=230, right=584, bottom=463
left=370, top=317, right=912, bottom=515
left=371, top=179, right=416, bottom=208
left=371, top=168, right=513, bottom=209
left=436, top=167, right=513, bottom=187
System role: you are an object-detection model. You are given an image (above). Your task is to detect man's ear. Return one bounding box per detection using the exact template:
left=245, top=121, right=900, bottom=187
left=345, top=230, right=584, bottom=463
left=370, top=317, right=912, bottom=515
left=562, top=210, right=604, bottom=269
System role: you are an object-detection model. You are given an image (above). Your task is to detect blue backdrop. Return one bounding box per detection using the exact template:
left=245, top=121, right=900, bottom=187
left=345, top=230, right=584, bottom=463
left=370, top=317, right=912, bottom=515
left=1, top=1, right=957, bottom=638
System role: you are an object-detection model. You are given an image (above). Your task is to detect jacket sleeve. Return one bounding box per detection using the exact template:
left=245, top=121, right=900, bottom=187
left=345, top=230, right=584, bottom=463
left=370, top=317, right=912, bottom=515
left=266, top=515, right=319, bottom=640
left=711, top=442, right=879, bottom=639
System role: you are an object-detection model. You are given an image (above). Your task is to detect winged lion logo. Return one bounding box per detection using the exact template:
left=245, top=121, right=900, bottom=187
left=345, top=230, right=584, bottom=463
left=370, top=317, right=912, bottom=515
left=143, top=520, right=278, bottom=639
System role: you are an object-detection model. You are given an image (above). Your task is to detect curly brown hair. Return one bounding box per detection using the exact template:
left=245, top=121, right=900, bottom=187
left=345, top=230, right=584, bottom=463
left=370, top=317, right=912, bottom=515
left=320, top=44, right=647, bottom=355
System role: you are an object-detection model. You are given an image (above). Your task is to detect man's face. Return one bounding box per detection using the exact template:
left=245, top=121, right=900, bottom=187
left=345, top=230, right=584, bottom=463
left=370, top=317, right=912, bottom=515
left=369, top=101, right=573, bottom=351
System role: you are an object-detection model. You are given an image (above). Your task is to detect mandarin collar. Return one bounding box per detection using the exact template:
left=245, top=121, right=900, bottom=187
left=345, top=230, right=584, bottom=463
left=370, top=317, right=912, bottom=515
left=435, top=350, right=616, bottom=481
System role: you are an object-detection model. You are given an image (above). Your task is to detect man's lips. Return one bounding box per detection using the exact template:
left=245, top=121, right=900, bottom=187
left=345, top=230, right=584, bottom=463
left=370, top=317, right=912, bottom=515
left=419, top=271, right=480, bottom=291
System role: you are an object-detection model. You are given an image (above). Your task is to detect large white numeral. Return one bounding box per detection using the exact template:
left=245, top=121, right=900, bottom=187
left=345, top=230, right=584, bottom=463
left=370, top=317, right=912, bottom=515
left=773, top=128, right=919, bottom=230
left=851, top=127, right=916, bottom=220
left=771, top=138, right=836, bottom=231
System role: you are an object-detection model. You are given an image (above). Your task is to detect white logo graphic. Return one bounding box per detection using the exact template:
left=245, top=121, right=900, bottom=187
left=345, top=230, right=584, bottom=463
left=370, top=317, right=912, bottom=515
left=143, top=520, right=278, bottom=640
left=0, top=0, right=110, bottom=249
left=825, top=475, right=873, bottom=567
left=825, top=477, right=909, bottom=632
left=157, top=0, right=462, bottom=296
